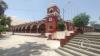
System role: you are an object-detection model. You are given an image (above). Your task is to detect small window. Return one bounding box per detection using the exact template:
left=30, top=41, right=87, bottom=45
left=49, top=18, right=52, bottom=21
left=49, top=8, right=53, bottom=13
left=50, top=10, right=53, bottom=13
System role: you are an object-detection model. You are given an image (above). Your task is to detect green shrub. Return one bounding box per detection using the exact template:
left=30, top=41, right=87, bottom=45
left=57, top=21, right=65, bottom=31
left=0, top=25, right=7, bottom=33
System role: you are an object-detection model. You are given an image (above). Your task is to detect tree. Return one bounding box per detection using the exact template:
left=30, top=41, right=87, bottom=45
left=0, top=0, right=9, bottom=35
left=72, top=13, right=90, bottom=33
left=57, top=19, right=65, bottom=31
left=0, top=0, right=8, bottom=15
left=73, top=13, right=90, bottom=27
left=6, top=17, right=12, bottom=28
left=0, top=15, right=11, bottom=35
left=0, top=15, right=6, bottom=34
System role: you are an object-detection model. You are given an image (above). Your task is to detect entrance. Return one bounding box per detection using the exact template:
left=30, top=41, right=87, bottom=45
left=38, top=24, right=45, bottom=33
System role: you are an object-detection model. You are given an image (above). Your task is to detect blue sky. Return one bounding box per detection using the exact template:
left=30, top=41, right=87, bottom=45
left=4, top=0, right=100, bottom=23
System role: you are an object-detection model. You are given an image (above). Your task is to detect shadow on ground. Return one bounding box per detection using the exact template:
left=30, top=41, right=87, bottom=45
left=0, top=35, right=10, bottom=40
left=0, top=42, right=51, bottom=56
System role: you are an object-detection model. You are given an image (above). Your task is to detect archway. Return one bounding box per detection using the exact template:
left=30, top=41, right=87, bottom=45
left=31, top=25, right=37, bottom=33
left=21, top=26, right=26, bottom=33
left=38, top=24, right=45, bottom=33
left=18, top=26, right=22, bottom=33
left=26, top=25, right=31, bottom=33
left=14, top=27, right=17, bottom=32
left=15, top=27, right=18, bottom=32
left=17, top=27, right=20, bottom=32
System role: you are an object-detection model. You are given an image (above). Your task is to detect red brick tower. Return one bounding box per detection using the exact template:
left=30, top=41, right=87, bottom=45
left=45, top=4, right=60, bottom=33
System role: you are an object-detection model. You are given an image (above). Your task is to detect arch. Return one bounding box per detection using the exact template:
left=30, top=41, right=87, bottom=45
left=25, top=24, right=31, bottom=33
left=18, top=26, right=22, bottom=32
left=14, top=27, right=17, bottom=32
left=38, top=23, right=46, bottom=33
left=15, top=26, right=19, bottom=32
left=11, top=27, right=15, bottom=32
left=31, top=25, right=37, bottom=33
left=21, top=25, right=26, bottom=33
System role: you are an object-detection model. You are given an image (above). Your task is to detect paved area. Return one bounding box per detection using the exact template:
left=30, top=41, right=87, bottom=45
left=0, top=34, right=61, bottom=56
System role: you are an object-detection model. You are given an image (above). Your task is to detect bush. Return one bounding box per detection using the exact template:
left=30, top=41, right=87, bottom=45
left=57, top=21, right=65, bottom=31
left=73, top=13, right=89, bottom=27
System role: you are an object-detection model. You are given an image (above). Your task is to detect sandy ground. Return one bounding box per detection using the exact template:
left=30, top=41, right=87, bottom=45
left=0, top=34, right=61, bottom=56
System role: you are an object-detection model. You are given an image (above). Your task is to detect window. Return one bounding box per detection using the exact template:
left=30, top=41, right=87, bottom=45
left=49, top=8, right=53, bottom=13
left=49, top=17, right=52, bottom=21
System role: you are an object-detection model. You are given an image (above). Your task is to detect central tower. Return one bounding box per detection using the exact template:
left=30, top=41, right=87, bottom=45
left=45, top=4, right=61, bottom=33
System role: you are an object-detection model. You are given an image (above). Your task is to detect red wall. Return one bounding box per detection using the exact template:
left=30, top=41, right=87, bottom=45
left=45, top=16, right=58, bottom=33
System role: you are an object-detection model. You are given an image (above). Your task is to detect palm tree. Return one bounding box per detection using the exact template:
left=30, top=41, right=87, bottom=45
left=0, top=0, right=8, bottom=15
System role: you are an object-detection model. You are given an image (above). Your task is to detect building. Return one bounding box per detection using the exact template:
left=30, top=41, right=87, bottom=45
left=10, top=4, right=95, bottom=33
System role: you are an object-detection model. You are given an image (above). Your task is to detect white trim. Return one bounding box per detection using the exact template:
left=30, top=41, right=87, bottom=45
left=49, top=8, right=53, bottom=12
left=49, top=17, right=52, bottom=21
left=47, top=12, right=59, bottom=16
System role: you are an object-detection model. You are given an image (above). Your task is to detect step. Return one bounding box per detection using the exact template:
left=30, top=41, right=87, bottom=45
left=84, top=34, right=100, bottom=36
left=59, top=47, right=88, bottom=56
left=72, top=37, right=100, bottom=42
left=67, top=43, right=100, bottom=54
left=71, top=39, right=100, bottom=45
left=69, top=41, right=100, bottom=51
left=75, top=35, right=100, bottom=38
left=65, top=43, right=100, bottom=56
left=70, top=41, right=100, bottom=48
left=55, top=49, right=74, bottom=56
left=73, top=37, right=100, bottom=39
left=70, top=41, right=100, bottom=49
left=75, top=34, right=100, bottom=37
left=74, top=36, right=100, bottom=39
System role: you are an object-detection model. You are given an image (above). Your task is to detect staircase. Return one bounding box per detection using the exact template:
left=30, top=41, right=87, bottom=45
left=55, top=33, right=100, bottom=56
